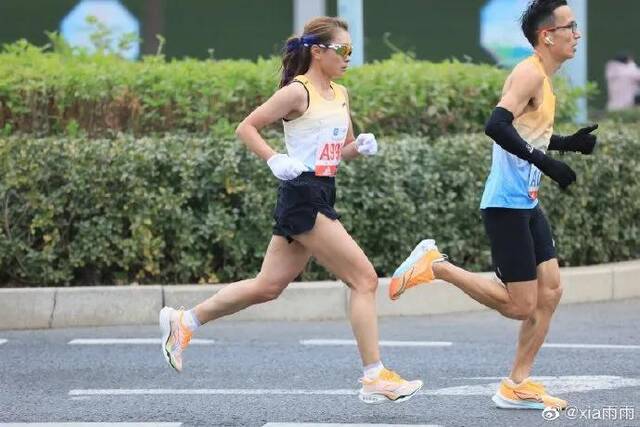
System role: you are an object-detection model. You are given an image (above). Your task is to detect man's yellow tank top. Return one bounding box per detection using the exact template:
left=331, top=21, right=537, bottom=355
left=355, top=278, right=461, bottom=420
left=480, top=55, right=557, bottom=208
left=513, top=54, right=556, bottom=150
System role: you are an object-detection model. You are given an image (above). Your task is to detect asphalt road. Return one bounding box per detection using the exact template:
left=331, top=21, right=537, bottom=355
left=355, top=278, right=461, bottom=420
left=1, top=299, right=639, bottom=427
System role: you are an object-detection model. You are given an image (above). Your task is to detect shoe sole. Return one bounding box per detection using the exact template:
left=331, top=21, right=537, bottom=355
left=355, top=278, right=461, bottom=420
left=358, top=382, right=423, bottom=404
left=492, top=393, right=546, bottom=410
left=159, top=307, right=179, bottom=373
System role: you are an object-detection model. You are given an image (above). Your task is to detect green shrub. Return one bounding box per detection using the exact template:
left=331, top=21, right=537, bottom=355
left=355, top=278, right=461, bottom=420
left=591, top=107, right=640, bottom=124
left=1, top=121, right=637, bottom=286
left=0, top=39, right=585, bottom=137
left=341, top=55, right=586, bottom=136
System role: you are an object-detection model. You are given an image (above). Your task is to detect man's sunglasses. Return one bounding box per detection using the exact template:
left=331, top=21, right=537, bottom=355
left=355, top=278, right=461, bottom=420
left=540, top=21, right=578, bottom=35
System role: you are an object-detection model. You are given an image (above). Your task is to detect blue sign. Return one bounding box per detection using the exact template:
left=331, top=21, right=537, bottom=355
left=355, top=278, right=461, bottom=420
left=61, top=0, right=140, bottom=60
left=480, top=0, right=533, bottom=68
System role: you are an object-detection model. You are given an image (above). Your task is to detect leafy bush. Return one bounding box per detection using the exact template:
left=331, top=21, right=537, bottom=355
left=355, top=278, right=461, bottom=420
left=0, top=39, right=585, bottom=138
left=341, top=55, right=586, bottom=136
left=592, top=107, right=640, bottom=124
left=1, top=122, right=637, bottom=286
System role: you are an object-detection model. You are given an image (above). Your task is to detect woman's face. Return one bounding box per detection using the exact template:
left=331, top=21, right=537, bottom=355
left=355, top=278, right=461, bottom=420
left=313, top=28, right=352, bottom=79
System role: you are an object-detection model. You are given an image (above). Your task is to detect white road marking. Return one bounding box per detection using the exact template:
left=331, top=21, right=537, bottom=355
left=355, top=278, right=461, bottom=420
left=543, top=343, right=640, bottom=349
left=68, top=339, right=214, bottom=345
left=433, top=376, right=640, bottom=395
left=68, top=376, right=640, bottom=398
left=263, top=424, right=442, bottom=427
left=69, top=389, right=358, bottom=396
left=0, top=423, right=182, bottom=427
left=299, top=339, right=452, bottom=347
left=0, top=339, right=7, bottom=345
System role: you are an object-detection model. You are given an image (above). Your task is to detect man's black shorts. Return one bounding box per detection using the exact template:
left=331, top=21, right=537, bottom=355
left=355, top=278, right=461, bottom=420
left=481, top=206, right=556, bottom=283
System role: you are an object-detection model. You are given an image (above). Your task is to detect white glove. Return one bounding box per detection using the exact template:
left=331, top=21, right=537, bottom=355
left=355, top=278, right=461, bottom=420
left=266, top=153, right=307, bottom=180
left=355, top=133, right=378, bottom=156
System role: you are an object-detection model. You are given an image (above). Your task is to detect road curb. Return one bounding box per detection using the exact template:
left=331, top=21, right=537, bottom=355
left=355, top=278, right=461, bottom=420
left=612, top=260, right=640, bottom=299
left=50, top=286, right=163, bottom=328
left=1, top=260, right=639, bottom=330
left=0, top=288, right=55, bottom=329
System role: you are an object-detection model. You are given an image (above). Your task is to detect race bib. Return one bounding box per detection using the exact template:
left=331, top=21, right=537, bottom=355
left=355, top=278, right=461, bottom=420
left=528, top=165, right=542, bottom=200
left=315, top=127, right=347, bottom=177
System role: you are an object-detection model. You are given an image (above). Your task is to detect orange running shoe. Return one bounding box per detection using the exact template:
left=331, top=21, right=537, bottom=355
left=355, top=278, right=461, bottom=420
left=492, top=378, right=568, bottom=410
left=389, top=239, right=446, bottom=300
left=358, top=368, right=423, bottom=404
left=159, top=306, right=193, bottom=373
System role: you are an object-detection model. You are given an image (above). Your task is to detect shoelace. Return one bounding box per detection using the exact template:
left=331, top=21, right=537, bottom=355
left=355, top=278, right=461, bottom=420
left=358, top=369, right=404, bottom=385
left=526, top=380, right=547, bottom=394
left=436, top=253, right=449, bottom=263
left=379, top=369, right=404, bottom=383
left=171, top=311, right=192, bottom=353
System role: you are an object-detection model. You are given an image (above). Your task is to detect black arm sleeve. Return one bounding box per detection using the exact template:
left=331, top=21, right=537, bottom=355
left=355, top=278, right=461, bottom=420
left=484, top=107, right=578, bottom=189
left=484, top=106, right=545, bottom=165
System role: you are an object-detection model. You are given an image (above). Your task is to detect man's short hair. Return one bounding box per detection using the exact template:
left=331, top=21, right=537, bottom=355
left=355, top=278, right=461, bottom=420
left=521, top=0, right=568, bottom=47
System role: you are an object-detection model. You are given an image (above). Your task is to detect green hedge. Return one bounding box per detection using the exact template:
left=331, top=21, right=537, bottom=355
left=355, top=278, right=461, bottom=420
left=0, top=40, right=585, bottom=138
left=592, top=107, right=640, bottom=124
left=1, top=122, right=637, bottom=286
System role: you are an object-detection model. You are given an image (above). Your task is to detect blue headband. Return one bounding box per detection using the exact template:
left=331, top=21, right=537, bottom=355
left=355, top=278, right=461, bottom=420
left=285, top=35, right=319, bottom=53
left=300, top=35, right=319, bottom=46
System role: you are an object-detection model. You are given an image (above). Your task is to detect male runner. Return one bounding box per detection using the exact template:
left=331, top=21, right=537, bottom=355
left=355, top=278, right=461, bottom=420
left=389, top=0, right=598, bottom=410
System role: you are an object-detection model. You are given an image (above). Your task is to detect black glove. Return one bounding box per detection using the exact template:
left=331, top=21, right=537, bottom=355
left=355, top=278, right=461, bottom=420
left=549, top=124, right=598, bottom=154
left=534, top=154, right=577, bottom=189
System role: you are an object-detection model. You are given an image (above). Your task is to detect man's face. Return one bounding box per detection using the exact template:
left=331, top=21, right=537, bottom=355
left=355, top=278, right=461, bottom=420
left=542, top=5, right=581, bottom=60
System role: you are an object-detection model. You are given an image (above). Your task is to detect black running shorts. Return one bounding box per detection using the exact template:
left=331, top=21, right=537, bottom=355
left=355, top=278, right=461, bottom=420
left=481, top=206, right=556, bottom=283
left=273, top=172, right=340, bottom=242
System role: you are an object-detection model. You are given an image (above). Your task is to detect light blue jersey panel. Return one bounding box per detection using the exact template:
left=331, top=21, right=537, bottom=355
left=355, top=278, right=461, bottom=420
left=480, top=143, right=541, bottom=209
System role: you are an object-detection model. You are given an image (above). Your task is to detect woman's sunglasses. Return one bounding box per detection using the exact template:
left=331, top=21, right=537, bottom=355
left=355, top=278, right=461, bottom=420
left=317, top=43, right=353, bottom=59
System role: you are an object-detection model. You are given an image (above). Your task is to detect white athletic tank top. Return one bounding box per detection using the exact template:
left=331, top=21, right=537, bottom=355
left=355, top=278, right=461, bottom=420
left=282, top=75, right=350, bottom=177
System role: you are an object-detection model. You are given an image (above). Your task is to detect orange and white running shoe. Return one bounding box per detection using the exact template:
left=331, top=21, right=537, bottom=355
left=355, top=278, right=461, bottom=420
left=492, top=378, right=568, bottom=410
left=389, top=239, right=446, bottom=300
left=159, top=306, right=192, bottom=373
left=358, top=368, right=423, bottom=404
